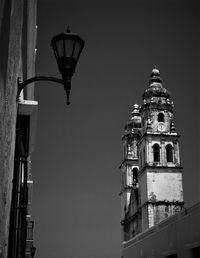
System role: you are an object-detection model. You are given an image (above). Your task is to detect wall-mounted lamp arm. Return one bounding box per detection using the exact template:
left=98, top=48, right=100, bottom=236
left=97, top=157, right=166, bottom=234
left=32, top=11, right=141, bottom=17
left=17, top=76, right=71, bottom=105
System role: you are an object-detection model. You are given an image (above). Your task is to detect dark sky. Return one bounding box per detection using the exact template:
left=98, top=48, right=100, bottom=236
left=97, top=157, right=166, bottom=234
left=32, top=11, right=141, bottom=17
left=31, top=1, right=199, bottom=257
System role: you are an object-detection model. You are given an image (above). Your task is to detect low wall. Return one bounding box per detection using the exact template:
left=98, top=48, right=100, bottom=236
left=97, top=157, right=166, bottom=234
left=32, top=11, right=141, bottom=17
left=122, top=202, right=200, bottom=258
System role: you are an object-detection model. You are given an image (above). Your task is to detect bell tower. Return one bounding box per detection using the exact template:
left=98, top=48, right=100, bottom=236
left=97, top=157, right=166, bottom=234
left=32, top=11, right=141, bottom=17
left=119, top=104, right=141, bottom=240
left=120, top=68, right=184, bottom=241
left=138, top=67, right=184, bottom=231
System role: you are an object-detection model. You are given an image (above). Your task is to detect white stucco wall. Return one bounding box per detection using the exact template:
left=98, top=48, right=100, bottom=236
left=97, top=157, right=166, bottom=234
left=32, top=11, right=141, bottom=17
left=147, top=172, right=183, bottom=202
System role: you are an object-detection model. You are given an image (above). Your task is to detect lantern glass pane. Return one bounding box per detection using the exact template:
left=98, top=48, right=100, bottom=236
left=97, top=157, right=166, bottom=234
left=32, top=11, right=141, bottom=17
left=65, top=39, right=75, bottom=57
left=56, top=39, right=64, bottom=57
left=73, top=41, right=82, bottom=60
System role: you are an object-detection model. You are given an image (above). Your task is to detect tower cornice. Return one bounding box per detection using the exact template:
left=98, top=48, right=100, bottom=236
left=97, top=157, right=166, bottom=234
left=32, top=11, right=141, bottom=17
left=138, top=165, right=183, bottom=177
left=121, top=132, right=141, bottom=141
left=119, top=186, right=133, bottom=196
left=138, top=132, right=180, bottom=145
left=140, top=102, right=173, bottom=113
left=119, top=159, right=139, bottom=169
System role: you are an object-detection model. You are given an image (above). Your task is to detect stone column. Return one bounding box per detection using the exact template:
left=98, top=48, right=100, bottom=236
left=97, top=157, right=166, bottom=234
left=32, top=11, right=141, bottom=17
left=160, top=140, right=166, bottom=166
left=173, top=140, right=180, bottom=165
left=147, top=138, right=153, bottom=165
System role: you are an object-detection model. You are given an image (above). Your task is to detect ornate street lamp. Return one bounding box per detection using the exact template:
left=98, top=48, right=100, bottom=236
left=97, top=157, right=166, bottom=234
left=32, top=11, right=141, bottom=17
left=30, top=245, right=36, bottom=258
left=18, top=28, right=85, bottom=105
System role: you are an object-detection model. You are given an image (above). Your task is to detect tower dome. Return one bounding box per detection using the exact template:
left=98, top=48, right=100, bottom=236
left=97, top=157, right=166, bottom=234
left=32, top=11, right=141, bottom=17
left=131, top=103, right=140, bottom=117
left=143, top=67, right=170, bottom=100
left=124, top=103, right=141, bottom=133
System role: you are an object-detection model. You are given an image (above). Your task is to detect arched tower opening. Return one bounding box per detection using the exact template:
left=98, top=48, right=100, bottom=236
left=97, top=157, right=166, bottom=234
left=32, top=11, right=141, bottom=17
left=166, top=144, right=173, bottom=162
left=153, top=143, right=160, bottom=162
left=158, top=113, right=164, bottom=122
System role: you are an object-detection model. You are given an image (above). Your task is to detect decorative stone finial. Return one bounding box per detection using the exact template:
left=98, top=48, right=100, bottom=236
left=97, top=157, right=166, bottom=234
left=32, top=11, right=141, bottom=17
left=152, top=66, right=160, bottom=75
left=131, top=103, right=140, bottom=117
left=171, top=121, right=176, bottom=133
left=133, top=103, right=139, bottom=109
left=149, top=66, right=162, bottom=85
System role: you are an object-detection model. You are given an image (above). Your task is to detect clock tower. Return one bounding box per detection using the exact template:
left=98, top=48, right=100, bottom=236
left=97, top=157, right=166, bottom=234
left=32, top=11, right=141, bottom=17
left=138, top=67, right=184, bottom=231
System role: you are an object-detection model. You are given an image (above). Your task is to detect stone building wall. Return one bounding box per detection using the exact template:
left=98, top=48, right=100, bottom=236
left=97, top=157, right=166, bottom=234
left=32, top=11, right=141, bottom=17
left=0, top=1, right=37, bottom=257
left=0, top=1, right=24, bottom=257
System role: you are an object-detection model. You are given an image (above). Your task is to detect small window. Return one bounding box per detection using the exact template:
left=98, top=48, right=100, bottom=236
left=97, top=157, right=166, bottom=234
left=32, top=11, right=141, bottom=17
left=127, top=144, right=132, bottom=154
left=158, top=113, right=164, bottom=122
left=132, top=168, right=138, bottom=184
left=191, top=246, right=200, bottom=258
left=166, top=144, right=173, bottom=162
left=143, top=148, right=145, bottom=164
left=133, top=122, right=141, bottom=128
left=166, top=254, right=177, bottom=258
left=142, top=117, right=145, bottom=126
left=153, top=144, right=160, bottom=162
left=140, top=151, right=143, bottom=166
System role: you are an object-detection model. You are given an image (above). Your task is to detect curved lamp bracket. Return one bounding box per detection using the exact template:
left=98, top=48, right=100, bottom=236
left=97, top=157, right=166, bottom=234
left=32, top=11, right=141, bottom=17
left=17, top=76, right=71, bottom=105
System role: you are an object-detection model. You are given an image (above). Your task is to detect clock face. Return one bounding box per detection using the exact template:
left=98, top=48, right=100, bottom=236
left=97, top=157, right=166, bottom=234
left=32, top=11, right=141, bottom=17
left=158, top=123, right=165, bottom=132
